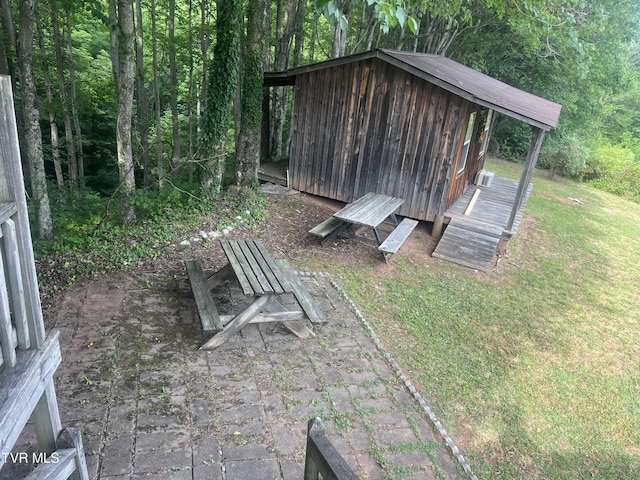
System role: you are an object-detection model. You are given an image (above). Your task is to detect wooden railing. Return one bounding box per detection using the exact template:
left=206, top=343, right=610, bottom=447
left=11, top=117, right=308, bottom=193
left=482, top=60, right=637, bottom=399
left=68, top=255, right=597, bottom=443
left=0, top=75, right=88, bottom=479
left=304, top=418, right=359, bottom=480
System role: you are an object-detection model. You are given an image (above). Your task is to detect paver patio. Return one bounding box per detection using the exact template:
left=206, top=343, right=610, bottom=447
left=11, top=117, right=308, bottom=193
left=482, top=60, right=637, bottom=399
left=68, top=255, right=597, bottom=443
left=4, top=268, right=468, bottom=479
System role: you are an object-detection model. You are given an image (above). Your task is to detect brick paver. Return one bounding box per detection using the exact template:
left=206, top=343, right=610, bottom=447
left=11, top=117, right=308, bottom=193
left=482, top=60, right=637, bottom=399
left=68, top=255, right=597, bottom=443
left=6, top=271, right=467, bottom=480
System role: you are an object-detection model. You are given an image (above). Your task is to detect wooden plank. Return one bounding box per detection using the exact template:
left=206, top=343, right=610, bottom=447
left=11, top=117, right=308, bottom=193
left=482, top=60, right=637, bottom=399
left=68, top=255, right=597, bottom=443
left=276, top=260, right=328, bottom=326
left=24, top=448, right=76, bottom=480
left=432, top=219, right=501, bottom=271
left=200, top=294, right=275, bottom=350
left=185, top=260, right=223, bottom=336
left=237, top=240, right=273, bottom=294
left=308, top=216, right=344, bottom=238
left=262, top=301, right=315, bottom=339
left=304, top=418, right=359, bottom=480
left=32, top=379, right=62, bottom=459
left=464, top=189, right=481, bottom=215
left=0, top=202, right=17, bottom=224
left=220, top=309, right=306, bottom=326
left=57, top=427, right=90, bottom=480
left=220, top=240, right=256, bottom=295
left=334, top=193, right=403, bottom=228
left=245, top=240, right=286, bottom=294
left=0, top=244, right=17, bottom=370
left=3, top=217, right=30, bottom=349
left=205, top=262, right=235, bottom=290
left=0, top=332, right=61, bottom=469
left=378, top=218, right=419, bottom=255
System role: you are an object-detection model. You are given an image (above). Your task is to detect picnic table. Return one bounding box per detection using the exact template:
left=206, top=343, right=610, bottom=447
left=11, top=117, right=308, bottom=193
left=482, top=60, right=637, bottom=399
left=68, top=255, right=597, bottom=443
left=309, top=192, right=419, bottom=261
left=185, top=239, right=327, bottom=350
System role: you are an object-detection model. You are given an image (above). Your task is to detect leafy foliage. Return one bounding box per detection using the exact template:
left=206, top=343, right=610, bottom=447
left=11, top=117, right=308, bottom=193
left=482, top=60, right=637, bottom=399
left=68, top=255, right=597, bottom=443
left=584, top=142, right=640, bottom=202
left=34, top=184, right=268, bottom=303
left=539, top=135, right=590, bottom=178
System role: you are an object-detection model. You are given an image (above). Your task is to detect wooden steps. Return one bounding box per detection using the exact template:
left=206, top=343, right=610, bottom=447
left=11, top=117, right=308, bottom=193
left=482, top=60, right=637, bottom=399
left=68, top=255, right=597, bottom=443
left=432, top=219, right=502, bottom=271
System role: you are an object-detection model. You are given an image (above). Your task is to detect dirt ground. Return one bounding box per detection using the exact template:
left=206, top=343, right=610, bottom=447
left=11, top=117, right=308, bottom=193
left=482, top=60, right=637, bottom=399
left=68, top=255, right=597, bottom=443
left=158, top=188, right=441, bottom=277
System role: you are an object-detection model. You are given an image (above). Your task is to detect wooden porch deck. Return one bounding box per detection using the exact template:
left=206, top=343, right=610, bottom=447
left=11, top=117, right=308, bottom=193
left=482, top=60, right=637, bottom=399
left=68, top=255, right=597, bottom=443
left=432, top=176, right=532, bottom=271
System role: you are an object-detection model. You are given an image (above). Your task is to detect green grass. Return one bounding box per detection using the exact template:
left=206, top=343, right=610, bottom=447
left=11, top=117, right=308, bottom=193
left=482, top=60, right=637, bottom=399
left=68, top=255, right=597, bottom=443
left=295, top=160, right=640, bottom=479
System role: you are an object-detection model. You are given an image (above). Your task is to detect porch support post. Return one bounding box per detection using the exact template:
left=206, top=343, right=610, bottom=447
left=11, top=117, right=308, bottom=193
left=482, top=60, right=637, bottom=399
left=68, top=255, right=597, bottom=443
left=432, top=215, right=445, bottom=238
left=260, top=86, right=270, bottom=164
left=504, top=126, right=545, bottom=235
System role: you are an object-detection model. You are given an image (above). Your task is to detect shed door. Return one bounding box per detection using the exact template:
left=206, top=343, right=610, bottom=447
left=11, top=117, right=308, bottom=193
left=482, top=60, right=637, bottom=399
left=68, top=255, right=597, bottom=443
left=447, top=110, right=478, bottom=207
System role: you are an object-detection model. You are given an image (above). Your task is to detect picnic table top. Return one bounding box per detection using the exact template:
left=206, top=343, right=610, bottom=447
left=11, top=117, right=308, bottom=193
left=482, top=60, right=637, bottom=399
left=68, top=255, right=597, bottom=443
left=333, top=192, right=404, bottom=228
left=220, top=239, right=291, bottom=297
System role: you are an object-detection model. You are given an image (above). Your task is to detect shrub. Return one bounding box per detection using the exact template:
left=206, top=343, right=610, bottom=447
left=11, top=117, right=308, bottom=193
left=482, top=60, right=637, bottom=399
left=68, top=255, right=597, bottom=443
left=585, top=144, right=640, bottom=202
left=539, top=135, right=589, bottom=178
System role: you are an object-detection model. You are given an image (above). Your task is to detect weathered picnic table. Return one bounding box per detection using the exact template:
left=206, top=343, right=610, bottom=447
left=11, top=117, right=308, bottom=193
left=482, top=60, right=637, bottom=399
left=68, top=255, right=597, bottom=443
left=185, top=239, right=327, bottom=350
left=309, top=192, right=419, bottom=261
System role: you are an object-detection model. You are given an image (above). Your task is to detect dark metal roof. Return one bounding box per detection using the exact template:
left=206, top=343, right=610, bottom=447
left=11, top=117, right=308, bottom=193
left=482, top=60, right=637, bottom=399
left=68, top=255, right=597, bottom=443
left=264, top=49, right=562, bottom=130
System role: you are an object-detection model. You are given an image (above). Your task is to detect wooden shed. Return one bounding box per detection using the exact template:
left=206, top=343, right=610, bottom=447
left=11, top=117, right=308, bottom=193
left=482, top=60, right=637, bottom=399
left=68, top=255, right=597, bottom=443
left=264, top=49, right=562, bottom=269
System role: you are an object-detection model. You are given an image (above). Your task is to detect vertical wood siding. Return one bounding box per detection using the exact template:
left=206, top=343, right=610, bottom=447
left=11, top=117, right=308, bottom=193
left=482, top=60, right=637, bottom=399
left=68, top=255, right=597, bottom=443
left=289, top=58, right=477, bottom=221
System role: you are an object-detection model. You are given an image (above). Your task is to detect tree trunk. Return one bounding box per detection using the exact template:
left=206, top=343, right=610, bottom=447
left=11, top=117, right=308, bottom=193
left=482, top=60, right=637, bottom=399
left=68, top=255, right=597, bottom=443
left=168, top=0, right=180, bottom=174
left=150, top=0, right=163, bottom=187
left=200, top=0, right=210, bottom=122
left=0, top=0, right=28, bottom=176
left=51, top=1, right=77, bottom=188
left=270, top=0, right=298, bottom=161
left=108, top=0, right=119, bottom=90
left=187, top=0, right=194, bottom=184
left=292, top=0, right=305, bottom=66
left=202, top=0, right=240, bottom=196
left=36, top=13, right=64, bottom=188
left=135, top=0, right=151, bottom=186
left=235, top=0, right=266, bottom=187
left=17, top=0, right=53, bottom=239
left=0, top=0, right=16, bottom=74
left=66, top=10, right=84, bottom=189
left=331, top=23, right=347, bottom=58
left=114, top=0, right=136, bottom=222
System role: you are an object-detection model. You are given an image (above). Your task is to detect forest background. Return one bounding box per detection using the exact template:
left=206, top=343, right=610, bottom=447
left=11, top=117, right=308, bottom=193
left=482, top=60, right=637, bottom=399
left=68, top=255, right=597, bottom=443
left=1, top=0, right=640, bottom=241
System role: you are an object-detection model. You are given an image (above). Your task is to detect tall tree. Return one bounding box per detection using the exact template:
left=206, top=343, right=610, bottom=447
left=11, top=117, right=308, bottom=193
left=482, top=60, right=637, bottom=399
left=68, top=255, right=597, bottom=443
left=269, top=0, right=300, bottom=161
left=186, top=0, right=195, bottom=183
left=109, top=0, right=136, bottom=222
left=66, top=10, right=85, bottom=188
left=134, top=0, right=151, bottom=186
left=51, top=1, right=78, bottom=188
left=150, top=0, right=163, bottom=187
left=36, top=11, right=64, bottom=188
left=168, top=0, right=180, bottom=174
left=235, top=0, right=266, bottom=186
left=0, top=0, right=16, bottom=76
left=16, top=0, right=53, bottom=239
left=202, top=0, right=240, bottom=195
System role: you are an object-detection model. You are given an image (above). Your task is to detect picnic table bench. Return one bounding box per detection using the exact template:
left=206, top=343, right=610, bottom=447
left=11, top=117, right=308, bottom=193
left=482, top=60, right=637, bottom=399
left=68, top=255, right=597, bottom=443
left=309, top=192, right=418, bottom=261
left=185, top=239, right=327, bottom=350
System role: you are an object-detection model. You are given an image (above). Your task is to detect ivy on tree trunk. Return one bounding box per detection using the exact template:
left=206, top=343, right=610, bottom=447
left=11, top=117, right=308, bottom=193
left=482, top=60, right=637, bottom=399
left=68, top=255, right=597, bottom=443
left=235, top=0, right=266, bottom=187
left=202, top=0, right=240, bottom=196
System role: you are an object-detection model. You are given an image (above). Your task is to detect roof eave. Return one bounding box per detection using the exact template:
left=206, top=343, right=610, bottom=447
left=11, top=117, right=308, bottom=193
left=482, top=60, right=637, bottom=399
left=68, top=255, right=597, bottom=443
left=264, top=49, right=560, bottom=130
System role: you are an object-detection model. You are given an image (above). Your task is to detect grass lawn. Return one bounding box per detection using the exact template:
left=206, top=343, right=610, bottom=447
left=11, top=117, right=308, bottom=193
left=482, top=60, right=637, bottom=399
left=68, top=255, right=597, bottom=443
left=293, top=159, right=640, bottom=479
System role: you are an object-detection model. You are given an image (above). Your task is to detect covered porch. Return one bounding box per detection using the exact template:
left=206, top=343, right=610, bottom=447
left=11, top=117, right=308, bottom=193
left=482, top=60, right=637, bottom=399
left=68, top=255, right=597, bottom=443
left=433, top=175, right=532, bottom=271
